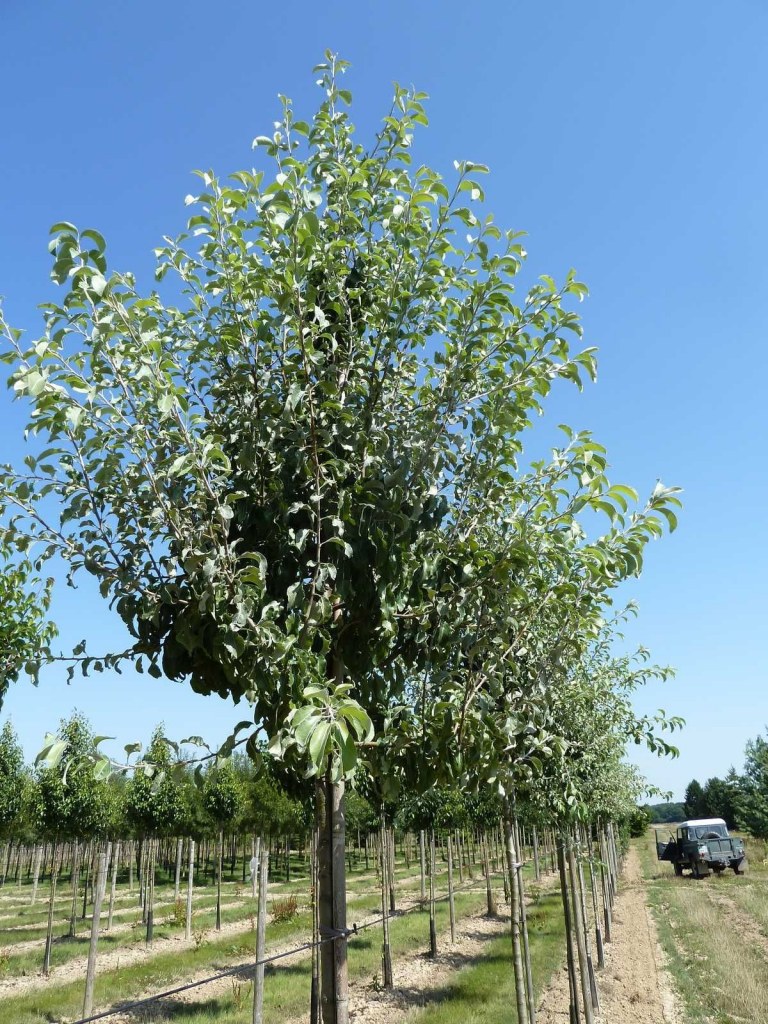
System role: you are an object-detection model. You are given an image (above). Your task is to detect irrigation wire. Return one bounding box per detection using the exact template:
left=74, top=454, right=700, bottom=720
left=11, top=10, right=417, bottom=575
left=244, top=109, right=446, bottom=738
left=67, top=869, right=509, bottom=1024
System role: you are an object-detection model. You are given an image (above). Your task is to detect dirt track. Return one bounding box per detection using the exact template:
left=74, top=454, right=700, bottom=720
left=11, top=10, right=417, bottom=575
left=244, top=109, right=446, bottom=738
left=537, top=845, right=681, bottom=1023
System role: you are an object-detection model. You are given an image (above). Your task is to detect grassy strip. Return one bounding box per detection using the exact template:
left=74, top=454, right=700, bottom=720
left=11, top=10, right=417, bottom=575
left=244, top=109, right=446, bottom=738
left=638, top=831, right=768, bottom=1024
left=409, top=889, right=565, bottom=1024
left=117, top=889, right=500, bottom=1023
left=0, top=887, right=388, bottom=1022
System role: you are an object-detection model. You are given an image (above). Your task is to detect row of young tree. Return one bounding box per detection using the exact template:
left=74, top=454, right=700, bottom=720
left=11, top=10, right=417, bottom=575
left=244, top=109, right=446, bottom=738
left=679, top=734, right=768, bottom=838
left=0, top=54, right=683, bottom=1024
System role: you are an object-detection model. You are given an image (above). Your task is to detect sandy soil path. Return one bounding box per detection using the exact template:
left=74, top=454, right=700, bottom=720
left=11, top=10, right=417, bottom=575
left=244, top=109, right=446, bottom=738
left=536, top=846, right=681, bottom=1024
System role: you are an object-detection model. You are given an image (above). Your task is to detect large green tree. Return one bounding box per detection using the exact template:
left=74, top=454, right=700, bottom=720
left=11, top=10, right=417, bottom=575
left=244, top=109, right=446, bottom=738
left=0, top=55, right=678, bottom=1023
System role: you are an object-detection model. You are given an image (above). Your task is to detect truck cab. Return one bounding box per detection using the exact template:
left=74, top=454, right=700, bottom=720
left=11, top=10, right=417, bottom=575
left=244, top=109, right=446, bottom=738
left=656, top=818, right=747, bottom=878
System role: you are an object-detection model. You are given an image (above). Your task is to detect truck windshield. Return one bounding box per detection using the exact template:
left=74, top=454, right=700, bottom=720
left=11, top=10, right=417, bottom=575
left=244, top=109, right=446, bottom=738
left=693, top=825, right=727, bottom=839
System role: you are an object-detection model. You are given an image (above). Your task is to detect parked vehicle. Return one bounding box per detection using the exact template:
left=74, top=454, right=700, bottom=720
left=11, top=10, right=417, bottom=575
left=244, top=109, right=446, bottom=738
left=656, top=817, right=747, bottom=878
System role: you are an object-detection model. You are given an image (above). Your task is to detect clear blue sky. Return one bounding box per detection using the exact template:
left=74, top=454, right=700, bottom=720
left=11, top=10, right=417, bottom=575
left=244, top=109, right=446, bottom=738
left=1, top=2, right=766, bottom=801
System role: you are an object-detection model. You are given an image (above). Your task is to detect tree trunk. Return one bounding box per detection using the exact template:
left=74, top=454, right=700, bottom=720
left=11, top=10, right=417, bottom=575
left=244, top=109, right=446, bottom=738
left=107, top=841, right=120, bottom=931
left=503, top=813, right=529, bottom=1024
left=252, top=835, right=261, bottom=900
left=145, top=838, right=156, bottom=946
left=419, top=829, right=426, bottom=909
left=556, top=834, right=580, bottom=1024
left=174, top=837, right=183, bottom=903
left=30, top=844, right=43, bottom=905
left=68, top=840, right=81, bottom=938
left=252, top=844, right=269, bottom=1024
left=482, top=834, right=497, bottom=915
left=43, top=840, right=60, bottom=976
left=185, top=839, right=195, bottom=940
left=317, top=773, right=349, bottom=1024
left=447, top=832, right=456, bottom=943
left=514, top=816, right=536, bottom=1024
left=216, top=828, right=223, bottom=930
left=567, top=834, right=594, bottom=1024
left=83, top=843, right=110, bottom=1018
left=428, top=830, right=438, bottom=957
left=310, top=829, right=320, bottom=1024
left=379, top=816, right=393, bottom=988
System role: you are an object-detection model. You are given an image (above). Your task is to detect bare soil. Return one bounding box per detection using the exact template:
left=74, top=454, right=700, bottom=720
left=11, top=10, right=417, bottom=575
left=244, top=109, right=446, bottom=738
left=536, top=846, right=682, bottom=1024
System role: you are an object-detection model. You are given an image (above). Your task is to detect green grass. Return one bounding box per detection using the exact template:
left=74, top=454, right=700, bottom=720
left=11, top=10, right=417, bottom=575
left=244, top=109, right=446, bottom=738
left=409, top=890, right=565, bottom=1024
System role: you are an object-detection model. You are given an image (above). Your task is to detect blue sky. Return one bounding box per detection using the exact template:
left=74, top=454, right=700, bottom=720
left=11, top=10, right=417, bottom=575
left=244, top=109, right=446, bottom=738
left=1, top=2, right=766, bottom=801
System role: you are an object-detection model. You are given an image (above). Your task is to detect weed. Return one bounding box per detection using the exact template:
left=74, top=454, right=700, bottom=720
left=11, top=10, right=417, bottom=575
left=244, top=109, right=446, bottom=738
left=270, top=893, right=299, bottom=923
left=166, top=898, right=186, bottom=928
left=192, top=926, right=208, bottom=950
left=231, top=976, right=252, bottom=1010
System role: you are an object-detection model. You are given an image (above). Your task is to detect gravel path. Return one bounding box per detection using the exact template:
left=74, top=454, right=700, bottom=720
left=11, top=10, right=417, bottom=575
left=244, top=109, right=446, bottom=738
left=536, top=845, right=682, bottom=1024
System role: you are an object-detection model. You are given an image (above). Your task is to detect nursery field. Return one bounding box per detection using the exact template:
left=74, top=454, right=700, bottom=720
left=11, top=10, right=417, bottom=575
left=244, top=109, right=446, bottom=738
left=0, top=834, right=567, bottom=1024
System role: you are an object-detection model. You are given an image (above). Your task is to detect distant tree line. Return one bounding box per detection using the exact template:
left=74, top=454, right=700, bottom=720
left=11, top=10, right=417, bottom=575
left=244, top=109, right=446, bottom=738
left=642, top=730, right=768, bottom=838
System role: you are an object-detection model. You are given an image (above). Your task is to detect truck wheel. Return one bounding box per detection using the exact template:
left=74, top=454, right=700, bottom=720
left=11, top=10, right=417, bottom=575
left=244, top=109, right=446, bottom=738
left=693, top=861, right=710, bottom=879
left=733, top=860, right=747, bottom=875
left=673, top=862, right=683, bottom=876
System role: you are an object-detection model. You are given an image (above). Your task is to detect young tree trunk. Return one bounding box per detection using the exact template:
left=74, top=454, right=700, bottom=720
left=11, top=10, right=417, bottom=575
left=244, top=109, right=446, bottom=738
left=503, top=813, right=530, bottom=1024
left=174, top=837, right=183, bottom=902
left=43, top=840, right=60, bottom=976
left=419, top=829, right=426, bottom=909
left=216, top=828, right=223, bottom=931
left=81, top=842, right=92, bottom=920
left=252, top=844, right=269, bottom=1024
left=317, top=773, right=349, bottom=1024
left=428, top=830, right=438, bottom=957
left=482, top=834, right=497, bottom=915
left=532, top=827, right=541, bottom=881
left=566, top=833, right=594, bottom=1024
left=387, top=828, right=396, bottom=913
left=598, top=827, right=612, bottom=941
left=30, top=843, right=43, bottom=905
left=513, top=816, right=536, bottom=1024
left=310, top=829, right=320, bottom=1024
left=107, top=841, right=120, bottom=931
left=447, top=832, right=456, bottom=943
left=145, top=839, right=156, bottom=946
left=379, top=817, right=393, bottom=988
left=251, top=835, right=261, bottom=900
left=556, top=834, right=580, bottom=1024
left=82, top=843, right=110, bottom=1018
left=185, top=839, right=195, bottom=940
left=68, top=840, right=81, bottom=938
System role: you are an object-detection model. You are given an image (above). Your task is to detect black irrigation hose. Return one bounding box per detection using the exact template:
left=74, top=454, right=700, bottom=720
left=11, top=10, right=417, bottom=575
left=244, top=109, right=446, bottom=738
left=68, top=870, right=508, bottom=1024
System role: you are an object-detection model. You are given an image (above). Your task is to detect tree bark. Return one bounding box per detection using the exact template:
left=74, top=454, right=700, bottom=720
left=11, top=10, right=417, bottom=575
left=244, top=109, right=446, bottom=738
left=216, top=828, right=223, bottom=930
left=68, top=840, right=81, bottom=938
left=379, top=817, right=393, bottom=988
left=185, top=839, right=195, bottom=940
left=83, top=843, right=110, bottom=1017
left=419, top=829, right=426, bottom=909
left=30, top=844, right=43, bottom=905
left=43, top=840, right=60, bottom=976
left=567, top=833, right=594, bottom=1024
left=107, top=841, right=120, bottom=931
left=504, top=813, right=529, bottom=1024
left=556, top=834, right=580, bottom=1024
left=447, top=832, right=456, bottom=943
left=252, top=844, right=269, bottom=1024
left=428, top=830, right=437, bottom=957
left=317, top=773, right=349, bottom=1024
